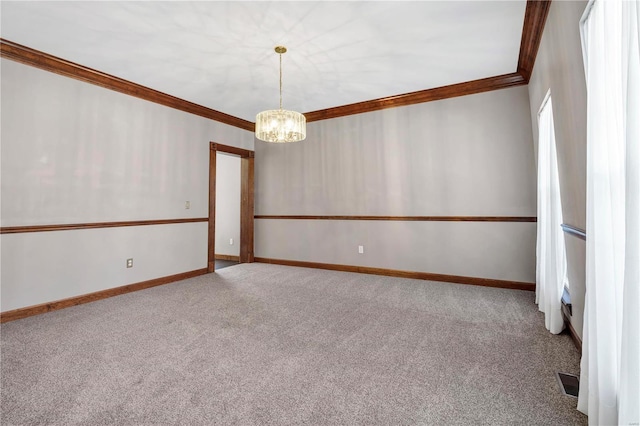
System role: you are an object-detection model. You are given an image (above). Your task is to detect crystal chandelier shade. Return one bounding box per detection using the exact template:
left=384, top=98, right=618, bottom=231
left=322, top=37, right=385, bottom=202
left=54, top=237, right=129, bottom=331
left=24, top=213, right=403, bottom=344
left=255, top=46, right=306, bottom=143
left=255, top=109, right=306, bottom=143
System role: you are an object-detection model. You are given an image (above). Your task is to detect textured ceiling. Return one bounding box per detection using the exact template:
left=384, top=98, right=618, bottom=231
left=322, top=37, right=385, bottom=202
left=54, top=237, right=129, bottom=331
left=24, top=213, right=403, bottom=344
left=1, top=1, right=527, bottom=122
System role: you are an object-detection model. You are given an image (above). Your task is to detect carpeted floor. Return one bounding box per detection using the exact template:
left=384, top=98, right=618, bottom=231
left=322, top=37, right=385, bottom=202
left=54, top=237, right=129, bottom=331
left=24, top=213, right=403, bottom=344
left=1, top=263, right=586, bottom=425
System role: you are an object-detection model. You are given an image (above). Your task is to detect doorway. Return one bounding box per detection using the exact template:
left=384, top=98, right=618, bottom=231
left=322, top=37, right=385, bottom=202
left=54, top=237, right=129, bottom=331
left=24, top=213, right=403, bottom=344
left=208, top=142, right=254, bottom=272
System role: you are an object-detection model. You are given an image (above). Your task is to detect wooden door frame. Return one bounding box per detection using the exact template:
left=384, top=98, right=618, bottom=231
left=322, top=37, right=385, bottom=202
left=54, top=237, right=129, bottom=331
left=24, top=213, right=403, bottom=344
left=208, top=142, right=255, bottom=272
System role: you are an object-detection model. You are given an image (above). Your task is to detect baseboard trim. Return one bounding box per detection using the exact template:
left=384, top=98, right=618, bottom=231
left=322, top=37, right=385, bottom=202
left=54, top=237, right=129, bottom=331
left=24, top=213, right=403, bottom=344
left=0, top=268, right=209, bottom=323
left=255, top=257, right=535, bottom=291
left=562, top=312, right=583, bottom=352
left=215, top=254, right=240, bottom=261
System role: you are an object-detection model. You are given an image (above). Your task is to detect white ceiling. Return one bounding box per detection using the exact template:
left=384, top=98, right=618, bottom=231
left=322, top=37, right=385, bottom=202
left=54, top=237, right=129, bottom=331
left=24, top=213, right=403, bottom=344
left=1, top=1, right=527, bottom=122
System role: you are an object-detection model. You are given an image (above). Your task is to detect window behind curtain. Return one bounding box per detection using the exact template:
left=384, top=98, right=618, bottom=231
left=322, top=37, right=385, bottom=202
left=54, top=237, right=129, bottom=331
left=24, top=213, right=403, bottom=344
left=577, top=1, right=639, bottom=423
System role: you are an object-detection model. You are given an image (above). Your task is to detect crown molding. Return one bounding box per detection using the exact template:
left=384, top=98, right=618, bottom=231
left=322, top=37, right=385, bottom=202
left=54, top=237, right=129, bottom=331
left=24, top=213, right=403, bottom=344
left=1, top=1, right=551, bottom=126
left=517, top=0, right=552, bottom=82
left=0, top=39, right=254, bottom=131
left=303, top=0, right=551, bottom=122
left=303, top=72, right=527, bottom=122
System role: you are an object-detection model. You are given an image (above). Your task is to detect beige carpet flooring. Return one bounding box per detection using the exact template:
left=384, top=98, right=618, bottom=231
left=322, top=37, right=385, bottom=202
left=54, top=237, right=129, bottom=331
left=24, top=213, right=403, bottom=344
left=1, top=263, right=586, bottom=425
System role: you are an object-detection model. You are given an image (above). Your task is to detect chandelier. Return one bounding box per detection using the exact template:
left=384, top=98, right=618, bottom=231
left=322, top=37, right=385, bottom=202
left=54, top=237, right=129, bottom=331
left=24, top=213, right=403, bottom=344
left=255, top=46, right=306, bottom=143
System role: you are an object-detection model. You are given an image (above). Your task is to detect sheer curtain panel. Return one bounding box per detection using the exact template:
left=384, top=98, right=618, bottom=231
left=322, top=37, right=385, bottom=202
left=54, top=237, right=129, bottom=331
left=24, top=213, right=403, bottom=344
left=578, top=1, right=640, bottom=424
left=536, top=94, right=566, bottom=335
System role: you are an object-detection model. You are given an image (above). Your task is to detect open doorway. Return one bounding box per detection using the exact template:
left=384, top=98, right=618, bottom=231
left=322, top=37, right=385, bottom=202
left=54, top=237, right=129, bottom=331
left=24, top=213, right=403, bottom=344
left=215, top=152, right=240, bottom=270
left=208, top=142, right=254, bottom=272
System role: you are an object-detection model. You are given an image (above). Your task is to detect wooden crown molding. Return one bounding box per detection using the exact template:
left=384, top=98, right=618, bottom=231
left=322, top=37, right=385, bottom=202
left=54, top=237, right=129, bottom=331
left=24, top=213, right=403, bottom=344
left=303, top=0, right=550, bottom=122
left=2, top=1, right=551, bottom=126
left=0, top=39, right=254, bottom=131
left=517, top=0, right=552, bottom=82
left=303, top=73, right=527, bottom=122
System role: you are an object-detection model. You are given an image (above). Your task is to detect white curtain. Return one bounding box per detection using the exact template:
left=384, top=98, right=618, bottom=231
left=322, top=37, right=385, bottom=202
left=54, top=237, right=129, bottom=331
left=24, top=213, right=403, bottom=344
left=578, top=1, right=640, bottom=424
left=535, top=94, right=566, bottom=335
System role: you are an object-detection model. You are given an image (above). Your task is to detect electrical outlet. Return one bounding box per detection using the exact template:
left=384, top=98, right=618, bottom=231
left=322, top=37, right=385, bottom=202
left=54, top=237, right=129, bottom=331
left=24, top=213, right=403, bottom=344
left=358, top=245, right=364, bottom=254
left=229, top=238, right=234, bottom=245
left=185, top=201, right=190, bottom=209
left=126, top=258, right=133, bottom=268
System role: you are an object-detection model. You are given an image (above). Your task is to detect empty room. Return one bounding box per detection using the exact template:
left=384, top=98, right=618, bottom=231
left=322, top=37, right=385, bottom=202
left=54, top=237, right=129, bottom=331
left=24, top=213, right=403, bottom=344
left=1, top=1, right=638, bottom=425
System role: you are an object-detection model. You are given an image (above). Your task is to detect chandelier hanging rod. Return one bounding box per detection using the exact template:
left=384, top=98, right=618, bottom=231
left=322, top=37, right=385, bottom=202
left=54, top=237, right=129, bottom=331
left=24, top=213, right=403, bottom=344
left=276, top=46, right=285, bottom=110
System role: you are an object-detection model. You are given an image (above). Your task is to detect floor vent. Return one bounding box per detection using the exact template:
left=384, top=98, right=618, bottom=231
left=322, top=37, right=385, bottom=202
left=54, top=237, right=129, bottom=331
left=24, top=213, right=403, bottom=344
left=556, top=372, right=579, bottom=398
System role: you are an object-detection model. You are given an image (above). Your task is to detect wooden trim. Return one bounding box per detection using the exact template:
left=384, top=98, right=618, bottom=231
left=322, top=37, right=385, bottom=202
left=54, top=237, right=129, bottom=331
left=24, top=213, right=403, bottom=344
left=517, top=0, right=552, bottom=82
left=0, top=39, right=254, bottom=131
left=215, top=254, right=240, bottom=261
left=561, top=224, right=586, bottom=240
left=240, top=156, right=255, bottom=263
left=0, top=218, right=208, bottom=235
left=254, top=215, right=537, bottom=222
left=209, top=142, right=255, bottom=271
left=300, top=0, right=549, bottom=121
left=255, top=257, right=535, bottom=291
left=2, top=2, right=551, bottom=128
left=562, top=311, right=583, bottom=353
left=0, top=268, right=208, bottom=323
left=561, top=286, right=572, bottom=316
left=211, top=143, right=255, bottom=158
left=208, top=145, right=217, bottom=272
left=303, top=73, right=526, bottom=122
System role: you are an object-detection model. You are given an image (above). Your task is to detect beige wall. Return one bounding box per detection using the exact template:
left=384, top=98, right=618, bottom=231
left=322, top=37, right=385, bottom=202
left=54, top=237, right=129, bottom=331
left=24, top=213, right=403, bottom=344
left=0, top=59, right=254, bottom=312
left=528, top=0, right=588, bottom=337
left=255, top=86, right=537, bottom=283
left=3, top=8, right=589, bottom=314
